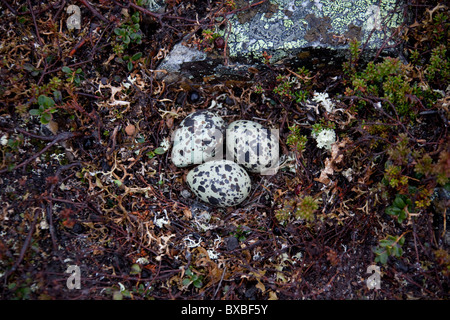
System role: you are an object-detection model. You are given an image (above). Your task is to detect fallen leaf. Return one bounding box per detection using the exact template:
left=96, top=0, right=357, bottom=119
left=409, top=20, right=421, bottom=28
left=183, top=208, right=192, bottom=219
left=255, top=281, right=265, bottom=293
left=315, top=157, right=334, bottom=185
left=315, top=137, right=352, bottom=185
left=268, top=291, right=278, bottom=300
left=63, top=218, right=76, bottom=228
left=46, top=120, right=58, bottom=134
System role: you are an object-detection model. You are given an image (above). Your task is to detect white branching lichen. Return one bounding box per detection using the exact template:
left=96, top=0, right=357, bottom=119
left=159, top=137, right=171, bottom=152
left=312, top=91, right=335, bottom=113
left=313, top=128, right=336, bottom=151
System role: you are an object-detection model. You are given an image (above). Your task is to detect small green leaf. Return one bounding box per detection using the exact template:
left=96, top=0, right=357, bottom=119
left=153, top=147, right=166, bottom=155
left=40, top=113, right=52, bottom=124
left=182, top=279, right=191, bottom=286
left=379, top=252, right=388, bottom=264
left=385, top=206, right=401, bottom=216
left=114, top=28, right=124, bottom=36
left=53, top=90, right=62, bottom=102
left=392, top=245, right=400, bottom=257
left=38, top=95, right=47, bottom=106
left=393, top=195, right=407, bottom=208
left=23, top=63, right=35, bottom=72
left=121, top=290, right=132, bottom=298
left=131, top=52, right=142, bottom=61
left=38, top=95, right=55, bottom=109
left=45, top=97, right=55, bottom=108
left=193, top=279, right=203, bottom=288
left=46, top=55, right=55, bottom=64
left=398, top=210, right=407, bottom=223
left=29, top=109, right=40, bottom=116
left=123, top=35, right=130, bottom=44
left=130, top=264, right=141, bottom=275
left=127, top=61, right=133, bottom=71
left=61, top=66, right=72, bottom=74
left=379, top=239, right=389, bottom=247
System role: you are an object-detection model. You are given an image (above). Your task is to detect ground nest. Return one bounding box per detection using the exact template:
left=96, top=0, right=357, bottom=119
left=0, top=0, right=449, bottom=300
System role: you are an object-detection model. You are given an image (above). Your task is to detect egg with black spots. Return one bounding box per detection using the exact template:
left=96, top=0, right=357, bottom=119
left=171, top=110, right=225, bottom=167
left=226, top=120, right=279, bottom=174
left=186, top=160, right=251, bottom=207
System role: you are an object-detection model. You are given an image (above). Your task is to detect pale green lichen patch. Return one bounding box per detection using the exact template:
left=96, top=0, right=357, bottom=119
left=225, top=0, right=404, bottom=62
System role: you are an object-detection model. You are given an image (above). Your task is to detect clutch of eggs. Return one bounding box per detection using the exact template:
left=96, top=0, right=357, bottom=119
left=171, top=111, right=278, bottom=207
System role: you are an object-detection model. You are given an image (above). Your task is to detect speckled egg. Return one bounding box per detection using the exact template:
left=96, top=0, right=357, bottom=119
left=171, top=110, right=225, bottom=167
left=186, top=160, right=251, bottom=207
left=226, top=120, right=279, bottom=174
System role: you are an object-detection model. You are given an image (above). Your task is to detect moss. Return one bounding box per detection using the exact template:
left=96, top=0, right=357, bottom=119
left=275, top=195, right=319, bottom=224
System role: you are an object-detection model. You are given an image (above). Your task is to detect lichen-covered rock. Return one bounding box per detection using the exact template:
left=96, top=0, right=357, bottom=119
left=171, top=110, right=225, bottom=167
left=225, top=0, right=405, bottom=62
left=186, top=160, right=251, bottom=207
left=226, top=120, right=279, bottom=174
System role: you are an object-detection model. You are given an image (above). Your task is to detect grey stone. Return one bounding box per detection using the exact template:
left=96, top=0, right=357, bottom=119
left=157, top=41, right=207, bottom=75
left=226, top=236, right=240, bottom=251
